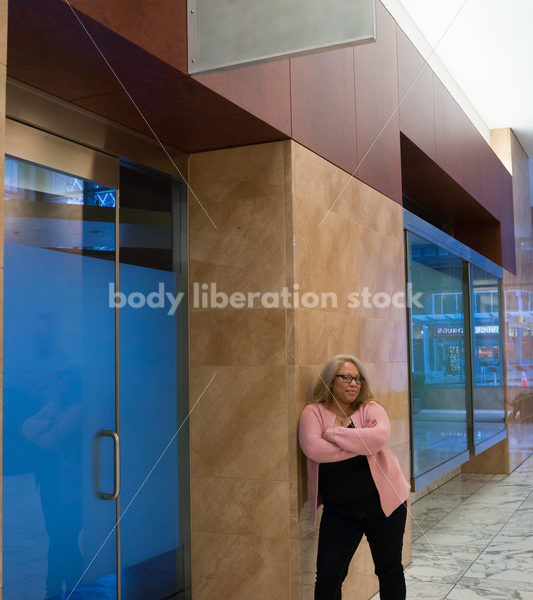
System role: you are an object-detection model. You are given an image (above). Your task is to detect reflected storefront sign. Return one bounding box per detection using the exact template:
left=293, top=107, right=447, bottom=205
left=434, top=326, right=500, bottom=336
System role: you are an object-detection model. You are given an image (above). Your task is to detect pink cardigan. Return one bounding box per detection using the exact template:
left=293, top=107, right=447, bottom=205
left=299, top=401, right=410, bottom=524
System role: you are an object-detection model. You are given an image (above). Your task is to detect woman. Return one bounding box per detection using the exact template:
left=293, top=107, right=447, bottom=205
left=299, top=355, right=410, bottom=600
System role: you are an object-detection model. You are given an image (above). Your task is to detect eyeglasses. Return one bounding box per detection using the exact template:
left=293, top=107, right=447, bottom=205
left=335, top=374, right=364, bottom=384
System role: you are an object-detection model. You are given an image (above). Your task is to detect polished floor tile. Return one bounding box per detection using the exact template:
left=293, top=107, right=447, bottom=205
left=370, top=454, right=533, bottom=600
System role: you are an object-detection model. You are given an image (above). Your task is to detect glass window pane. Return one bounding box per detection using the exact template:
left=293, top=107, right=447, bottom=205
left=3, top=157, right=118, bottom=599
left=408, top=233, right=468, bottom=480
left=471, top=266, right=505, bottom=444
left=118, top=164, right=184, bottom=599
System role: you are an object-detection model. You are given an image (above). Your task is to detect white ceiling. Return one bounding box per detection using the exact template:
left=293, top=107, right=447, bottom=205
left=383, top=0, right=533, bottom=161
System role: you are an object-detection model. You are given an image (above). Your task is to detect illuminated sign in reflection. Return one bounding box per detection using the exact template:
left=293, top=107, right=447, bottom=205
left=433, top=325, right=500, bottom=336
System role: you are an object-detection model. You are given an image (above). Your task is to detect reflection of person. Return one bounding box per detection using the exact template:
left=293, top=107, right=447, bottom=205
left=444, top=353, right=453, bottom=375
left=298, top=355, right=410, bottom=600
left=22, top=368, right=83, bottom=599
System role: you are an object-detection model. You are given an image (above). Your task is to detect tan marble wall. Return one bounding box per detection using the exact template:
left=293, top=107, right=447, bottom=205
left=188, top=141, right=293, bottom=600
left=0, top=0, right=7, bottom=591
left=288, top=143, right=411, bottom=599
left=188, top=140, right=411, bottom=599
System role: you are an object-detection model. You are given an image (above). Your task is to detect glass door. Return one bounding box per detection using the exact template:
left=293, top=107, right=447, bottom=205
left=3, top=147, right=119, bottom=599
left=117, top=163, right=187, bottom=599
left=3, top=122, right=190, bottom=600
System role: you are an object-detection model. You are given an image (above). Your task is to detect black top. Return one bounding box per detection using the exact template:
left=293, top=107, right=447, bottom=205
left=318, top=423, right=379, bottom=505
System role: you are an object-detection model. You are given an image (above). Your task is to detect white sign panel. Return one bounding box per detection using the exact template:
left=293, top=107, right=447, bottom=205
left=188, top=0, right=376, bottom=74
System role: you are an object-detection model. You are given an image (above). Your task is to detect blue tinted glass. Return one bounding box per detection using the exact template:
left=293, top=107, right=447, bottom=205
left=3, top=157, right=117, bottom=599
left=118, top=165, right=183, bottom=599
left=5, top=157, right=116, bottom=207
left=408, top=233, right=468, bottom=479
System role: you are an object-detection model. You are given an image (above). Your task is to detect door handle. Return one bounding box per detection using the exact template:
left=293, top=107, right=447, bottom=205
left=94, top=429, right=120, bottom=500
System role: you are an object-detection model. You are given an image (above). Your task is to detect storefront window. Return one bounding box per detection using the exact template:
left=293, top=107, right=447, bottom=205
left=406, top=214, right=507, bottom=487
left=408, top=233, right=469, bottom=481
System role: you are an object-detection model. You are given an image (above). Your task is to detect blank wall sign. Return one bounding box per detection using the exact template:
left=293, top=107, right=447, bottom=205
left=188, top=0, right=376, bottom=74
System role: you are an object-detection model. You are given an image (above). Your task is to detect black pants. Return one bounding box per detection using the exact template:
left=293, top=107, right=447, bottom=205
left=315, top=495, right=407, bottom=600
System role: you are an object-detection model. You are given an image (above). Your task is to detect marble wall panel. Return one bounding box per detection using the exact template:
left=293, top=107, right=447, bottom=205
left=290, top=142, right=411, bottom=598
left=189, top=140, right=411, bottom=599
left=190, top=310, right=286, bottom=366
left=189, top=365, right=289, bottom=481
left=189, top=142, right=293, bottom=599
left=292, top=202, right=361, bottom=312
left=189, top=141, right=288, bottom=295
left=192, top=532, right=290, bottom=600
left=192, top=477, right=289, bottom=538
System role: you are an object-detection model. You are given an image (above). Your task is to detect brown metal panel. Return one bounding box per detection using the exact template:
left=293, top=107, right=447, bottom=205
left=354, top=2, right=401, bottom=202
left=460, top=119, right=484, bottom=205
left=480, top=144, right=516, bottom=272
left=8, top=0, right=179, bottom=101
left=454, top=221, right=502, bottom=266
left=6, top=80, right=188, bottom=177
left=357, top=111, right=402, bottom=203
left=434, top=74, right=487, bottom=204
left=479, top=142, right=508, bottom=219
left=397, top=28, right=436, bottom=159
left=9, top=0, right=288, bottom=154
left=401, top=133, right=516, bottom=272
left=401, top=134, right=493, bottom=224
left=193, top=59, right=292, bottom=136
left=500, top=199, right=517, bottom=274
left=433, top=75, right=467, bottom=188
left=74, top=79, right=287, bottom=153
left=65, top=0, right=188, bottom=73
left=290, top=47, right=357, bottom=174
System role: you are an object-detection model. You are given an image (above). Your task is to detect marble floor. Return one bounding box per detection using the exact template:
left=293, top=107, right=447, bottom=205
left=371, top=454, right=533, bottom=600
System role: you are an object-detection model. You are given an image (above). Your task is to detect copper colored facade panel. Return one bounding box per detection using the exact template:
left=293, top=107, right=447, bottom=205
left=354, top=2, right=401, bottom=202
left=481, top=146, right=516, bottom=272
left=397, top=29, right=436, bottom=159
left=454, top=221, right=502, bottom=266
left=435, top=81, right=484, bottom=207
left=74, top=77, right=287, bottom=153
left=193, top=59, right=292, bottom=136
left=356, top=111, right=402, bottom=204
left=290, top=47, right=357, bottom=174
left=434, top=76, right=471, bottom=190
left=9, top=0, right=288, bottom=153
left=66, top=0, right=188, bottom=74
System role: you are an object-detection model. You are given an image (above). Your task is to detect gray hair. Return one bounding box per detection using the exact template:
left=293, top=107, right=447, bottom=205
left=312, top=354, right=373, bottom=409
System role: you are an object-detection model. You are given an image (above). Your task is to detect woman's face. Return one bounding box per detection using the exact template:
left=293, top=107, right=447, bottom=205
left=330, top=361, right=361, bottom=407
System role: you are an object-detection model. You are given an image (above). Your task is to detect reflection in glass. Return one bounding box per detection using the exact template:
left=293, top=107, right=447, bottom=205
left=118, top=164, right=183, bottom=599
left=408, top=233, right=468, bottom=479
left=470, top=266, right=505, bottom=444
left=3, top=157, right=117, bottom=599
